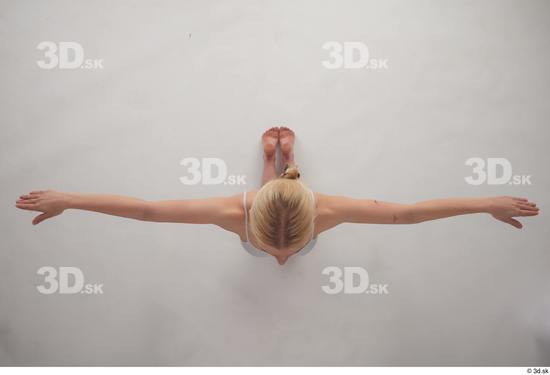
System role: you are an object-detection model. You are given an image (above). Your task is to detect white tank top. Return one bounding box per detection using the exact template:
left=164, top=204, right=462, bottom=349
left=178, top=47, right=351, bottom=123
left=240, top=190, right=318, bottom=257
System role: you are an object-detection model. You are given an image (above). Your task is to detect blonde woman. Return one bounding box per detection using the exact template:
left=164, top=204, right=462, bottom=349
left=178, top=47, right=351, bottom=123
left=15, top=127, right=540, bottom=265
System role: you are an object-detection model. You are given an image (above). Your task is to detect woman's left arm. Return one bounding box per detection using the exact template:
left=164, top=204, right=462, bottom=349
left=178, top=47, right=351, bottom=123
left=318, top=194, right=539, bottom=230
left=403, top=196, right=539, bottom=228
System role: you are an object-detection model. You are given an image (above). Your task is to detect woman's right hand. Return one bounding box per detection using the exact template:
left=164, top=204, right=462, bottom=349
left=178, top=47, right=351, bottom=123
left=15, top=190, right=69, bottom=225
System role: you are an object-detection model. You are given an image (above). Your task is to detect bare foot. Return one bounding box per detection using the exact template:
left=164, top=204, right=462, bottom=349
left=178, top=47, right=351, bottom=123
left=262, top=127, right=279, bottom=160
left=279, top=126, right=295, bottom=164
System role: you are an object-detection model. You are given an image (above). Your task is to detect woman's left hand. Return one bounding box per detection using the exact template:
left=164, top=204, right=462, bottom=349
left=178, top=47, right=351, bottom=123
left=487, top=196, right=540, bottom=229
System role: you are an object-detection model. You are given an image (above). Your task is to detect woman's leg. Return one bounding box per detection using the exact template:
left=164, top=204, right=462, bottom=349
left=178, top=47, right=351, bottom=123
left=262, top=127, right=279, bottom=186
left=279, top=127, right=295, bottom=167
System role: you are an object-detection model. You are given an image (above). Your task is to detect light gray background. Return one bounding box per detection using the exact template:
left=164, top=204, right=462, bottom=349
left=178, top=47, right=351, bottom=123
left=1, top=0, right=549, bottom=366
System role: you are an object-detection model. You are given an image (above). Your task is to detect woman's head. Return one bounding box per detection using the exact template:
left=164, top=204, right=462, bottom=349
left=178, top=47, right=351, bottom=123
left=249, top=164, right=316, bottom=262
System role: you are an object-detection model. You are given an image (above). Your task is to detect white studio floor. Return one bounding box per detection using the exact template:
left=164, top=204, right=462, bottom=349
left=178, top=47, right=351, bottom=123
left=1, top=0, right=549, bottom=366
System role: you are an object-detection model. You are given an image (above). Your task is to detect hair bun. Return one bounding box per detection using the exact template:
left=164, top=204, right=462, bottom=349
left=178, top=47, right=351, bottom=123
left=281, top=164, right=300, bottom=180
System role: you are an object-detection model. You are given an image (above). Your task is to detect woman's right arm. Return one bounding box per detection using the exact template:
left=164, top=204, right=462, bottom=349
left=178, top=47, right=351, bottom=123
left=15, top=190, right=241, bottom=230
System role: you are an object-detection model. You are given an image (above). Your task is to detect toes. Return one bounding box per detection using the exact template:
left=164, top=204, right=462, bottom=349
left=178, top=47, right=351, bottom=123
left=280, top=127, right=295, bottom=137
left=263, top=127, right=280, bottom=137
left=280, top=126, right=294, bottom=135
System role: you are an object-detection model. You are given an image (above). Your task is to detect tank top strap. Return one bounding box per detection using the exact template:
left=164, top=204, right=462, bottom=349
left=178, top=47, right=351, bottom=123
left=309, top=189, right=316, bottom=241
left=243, top=191, right=250, bottom=242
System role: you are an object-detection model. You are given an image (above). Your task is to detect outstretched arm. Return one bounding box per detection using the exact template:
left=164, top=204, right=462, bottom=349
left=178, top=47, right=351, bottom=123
left=15, top=190, right=239, bottom=228
left=318, top=194, right=539, bottom=230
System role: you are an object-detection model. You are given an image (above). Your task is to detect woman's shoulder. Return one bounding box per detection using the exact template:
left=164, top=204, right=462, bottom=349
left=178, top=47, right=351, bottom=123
left=312, top=192, right=346, bottom=236
left=215, top=190, right=258, bottom=240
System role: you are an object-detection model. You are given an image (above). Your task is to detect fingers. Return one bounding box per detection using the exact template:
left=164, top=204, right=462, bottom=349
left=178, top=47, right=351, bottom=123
left=15, top=191, right=45, bottom=209
left=504, top=218, right=523, bottom=229
left=510, top=196, right=538, bottom=204
left=511, top=197, right=540, bottom=216
left=15, top=202, right=38, bottom=211
left=32, top=213, right=52, bottom=225
left=17, top=197, right=38, bottom=204
left=16, top=194, right=39, bottom=209
left=519, top=202, right=537, bottom=208
left=518, top=203, right=539, bottom=212
left=17, top=190, right=45, bottom=203
left=512, top=197, right=528, bottom=202
left=518, top=209, right=539, bottom=216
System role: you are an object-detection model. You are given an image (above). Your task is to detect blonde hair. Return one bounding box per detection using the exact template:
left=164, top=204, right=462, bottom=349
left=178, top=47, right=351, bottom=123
left=249, top=164, right=316, bottom=250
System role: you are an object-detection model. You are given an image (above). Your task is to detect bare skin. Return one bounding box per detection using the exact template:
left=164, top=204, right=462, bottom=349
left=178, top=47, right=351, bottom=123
left=261, top=127, right=279, bottom=185
left=15, top=127, right=540, bottom=266
left=279, top=126, right=295, bottom=166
